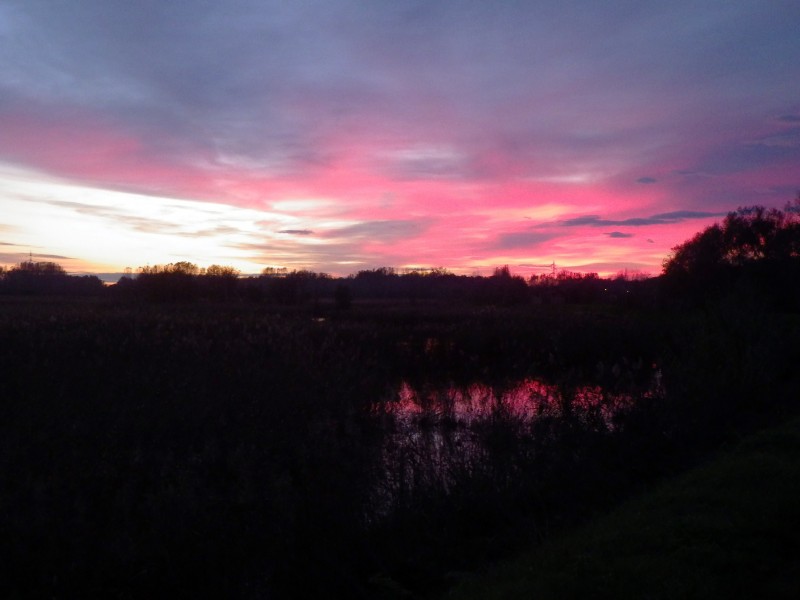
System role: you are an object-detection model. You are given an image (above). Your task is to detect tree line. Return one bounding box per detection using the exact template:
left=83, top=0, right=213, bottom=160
left=3, top=199, right=799, bottom=310
left=0, top=258, right=650, bottom=307
left=0, top=261, right=104, bottom=296
left=662, top=199, right=800, bottom=310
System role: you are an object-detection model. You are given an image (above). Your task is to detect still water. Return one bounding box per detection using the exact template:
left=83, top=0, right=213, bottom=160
left=367, top=372, right=663, bottom=517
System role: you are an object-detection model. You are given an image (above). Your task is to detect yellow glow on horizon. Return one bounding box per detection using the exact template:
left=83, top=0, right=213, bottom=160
left=0, top=163, right=714, bottom=280
left=0, top=164, right=303, bottom=273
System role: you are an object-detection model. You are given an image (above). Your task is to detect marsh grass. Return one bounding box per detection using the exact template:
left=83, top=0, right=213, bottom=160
left=0, top=296, right=796, bottom=598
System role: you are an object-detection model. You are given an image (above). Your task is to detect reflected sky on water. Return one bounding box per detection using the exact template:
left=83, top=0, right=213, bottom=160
left=366, top=372, right=664, bottom=519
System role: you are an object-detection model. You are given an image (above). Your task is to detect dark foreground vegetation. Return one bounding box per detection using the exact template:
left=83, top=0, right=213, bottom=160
left=448, top=414, right=800, bottom=600
left=1, top=203, right=799, bottom=598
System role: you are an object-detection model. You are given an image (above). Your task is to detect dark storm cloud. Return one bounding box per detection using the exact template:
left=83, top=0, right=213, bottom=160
left=561, top=210, right=724, bottom=227
left=606, top=232, right=634, bottom=238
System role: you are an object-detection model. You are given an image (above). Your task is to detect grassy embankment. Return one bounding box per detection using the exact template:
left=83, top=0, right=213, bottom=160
left=447, top=414, right=800, bottom=600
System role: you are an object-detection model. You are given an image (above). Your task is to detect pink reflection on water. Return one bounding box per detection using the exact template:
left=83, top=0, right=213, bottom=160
left=367, top=374, right=664, bottom=520
left=373, top=376, right=654, bottom=428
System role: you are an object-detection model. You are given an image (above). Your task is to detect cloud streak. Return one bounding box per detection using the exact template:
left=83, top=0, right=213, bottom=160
left=278, top=229, right=315, bottom=236
left=561, top=211, right=727, bottom=228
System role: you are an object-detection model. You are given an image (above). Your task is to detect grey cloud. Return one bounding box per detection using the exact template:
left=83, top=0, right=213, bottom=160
left=0, top=2, right=364, bottom=177
left=323, top=220, right=428, bottom=241
left=1, top=251, right=72, bottom=262
left=779, top=115, right=800, bottom=122
left=695, top=127, right=800, bottom=174
left=30, top=198, right=187, bottom=236
left=34, top=253, right=73, bottom=260
left=278, top=229, right=314, bottom=235
left=237, top=218, right=434, bottom=273
left=606, top=232, right=633, bottom=238
left=649, top=210, right=726, bottom=221
left=237, top=237, right=377, bottom=274
left=562, top=210, right=724, bottom=227
left=0, top=252, right=26, bottom=263
left=493, top=231, right=557, bottom=250
left=176, top=225, right=243, bottom=239
left=5, top=0, right=799, bottom=189
left=570, top=261, right=653, bottom=273
left=383, top=151, right=469, bottom=181
left=753, top=128, right=800, bottom=148
left=561, top=215, right=603, bottom=227
left=637, top=177, right=657, bottom=184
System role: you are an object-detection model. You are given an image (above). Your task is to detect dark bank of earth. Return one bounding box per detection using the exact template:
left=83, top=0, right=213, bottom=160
left=446, top=414, right=800, bottom=600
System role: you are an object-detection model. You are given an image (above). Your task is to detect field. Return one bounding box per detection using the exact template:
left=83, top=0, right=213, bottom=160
left=1, top=294, right=797, bottom=598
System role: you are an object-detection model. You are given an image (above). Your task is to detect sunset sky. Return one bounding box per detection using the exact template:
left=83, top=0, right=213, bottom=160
left=1, top=1, right=799, bottom=280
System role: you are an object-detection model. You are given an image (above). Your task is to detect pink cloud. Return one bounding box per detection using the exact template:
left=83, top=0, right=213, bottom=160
left=0, top=100, right=794, bottom=278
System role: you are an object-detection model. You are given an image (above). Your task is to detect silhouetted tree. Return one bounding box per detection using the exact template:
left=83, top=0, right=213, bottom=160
left=202, top=265, right=240, bottom=299
left=334, top=282, right=352, bottom=310
left=665, top=201, right=800, bottom=275
left=353, top=267, right=401, bottom=299
left=136, top=262, right=200, bottom=302
left=662, top=200, right=800, bottom=308
left=1, top=261, right=103, bottom=295
left=474, top=265, right=529, bottom=305
left=262, top=269, right=331, bottom=305
left=203, top=264, right=238, bottom=278
left=0, top=261, right=105, bottom=295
